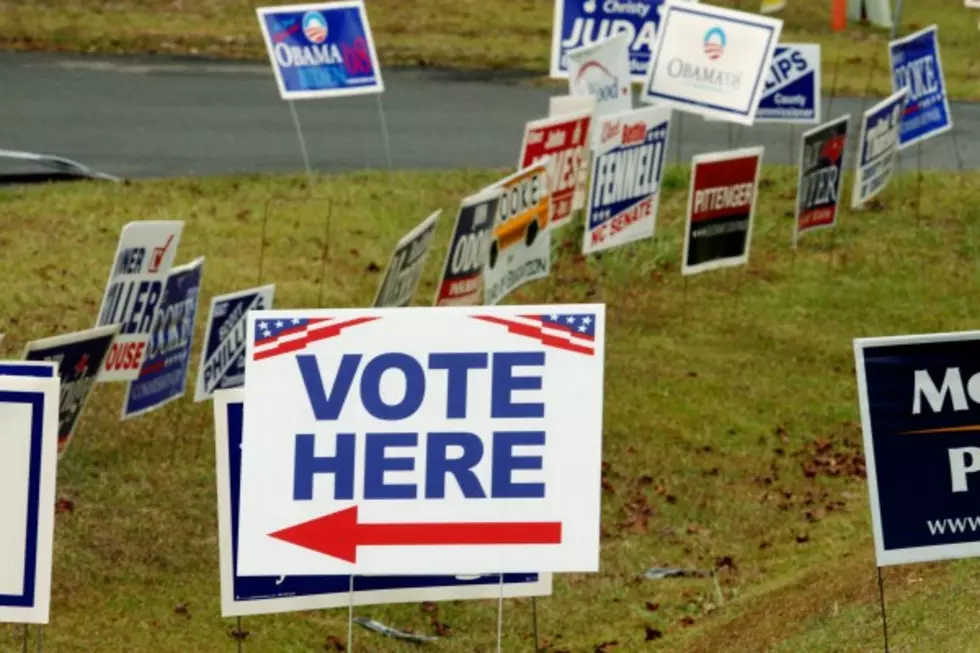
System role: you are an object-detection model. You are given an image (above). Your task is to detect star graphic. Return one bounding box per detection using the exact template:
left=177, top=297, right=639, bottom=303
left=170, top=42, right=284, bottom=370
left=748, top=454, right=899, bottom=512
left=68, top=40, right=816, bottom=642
left=258, top=321, right=268, bottom=330
left=578, top=324, right=588, bottom=332
left=291, top=318, right=300, bottom=325
left=275, top=320, right=284, bottom=328
left=582, top=316, right=592, bottom=325
left=566, top=316, right=576, bottom=324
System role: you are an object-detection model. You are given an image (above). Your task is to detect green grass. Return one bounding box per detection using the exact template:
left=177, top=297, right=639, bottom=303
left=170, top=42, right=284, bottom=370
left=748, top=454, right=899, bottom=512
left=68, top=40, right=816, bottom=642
left=0, top=164, right=979, bottom=651
left=1, top=0, right=979, bottom=99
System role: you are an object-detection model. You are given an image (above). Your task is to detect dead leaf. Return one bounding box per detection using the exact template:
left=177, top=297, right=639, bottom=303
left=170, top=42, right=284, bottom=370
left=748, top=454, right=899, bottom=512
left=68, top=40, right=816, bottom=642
left=644, top=601, right=660, bottom=612
left=594, top=640, right=618, bottom=652
left=365, top=262, right=381, bottom=272
left=325, top=634, right=345, bottom=651
left=645, top=626, right=663, bottom=641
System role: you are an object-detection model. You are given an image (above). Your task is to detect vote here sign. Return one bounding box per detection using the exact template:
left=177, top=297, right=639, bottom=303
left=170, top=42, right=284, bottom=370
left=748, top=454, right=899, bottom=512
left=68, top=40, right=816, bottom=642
left=237, top=305, right=606, bottom=576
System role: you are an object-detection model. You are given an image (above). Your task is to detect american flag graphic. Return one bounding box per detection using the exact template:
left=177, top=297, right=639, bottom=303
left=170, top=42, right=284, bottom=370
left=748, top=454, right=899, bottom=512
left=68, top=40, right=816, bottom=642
left=472, top=313, right=597, bottom=356
left=253, top=316, right=379, bottom=361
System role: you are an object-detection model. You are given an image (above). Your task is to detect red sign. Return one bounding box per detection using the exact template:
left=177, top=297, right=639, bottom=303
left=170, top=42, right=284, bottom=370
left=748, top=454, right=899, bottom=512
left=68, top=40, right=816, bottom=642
left=518, top=111, right=592, bottom=227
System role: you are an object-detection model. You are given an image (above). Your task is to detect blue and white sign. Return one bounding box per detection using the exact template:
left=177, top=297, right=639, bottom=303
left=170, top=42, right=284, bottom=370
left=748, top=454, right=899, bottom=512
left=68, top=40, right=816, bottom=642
left=256, top=0, right=384, bottom=100
left=889, top=25, right=953, bottom=149
left=756, top=43, right=820, bottom=124
left=855, top=330, right=980, bottom=566
left=237, top=305, right=606, bottom=576
left=214, top=390, right=551, bottom=617
left=123, top=257, right=204, bottom=420
left=0, top=366, right=59, bottom=624
left=194, top=284, right=276, bottom=403
left=551, top=0, right=698, bottom=82
left=639, top=0, right=782, bottom=126
left=851, top=89, right=908, bottom=209
left=23, top=324, right=119, bottom=455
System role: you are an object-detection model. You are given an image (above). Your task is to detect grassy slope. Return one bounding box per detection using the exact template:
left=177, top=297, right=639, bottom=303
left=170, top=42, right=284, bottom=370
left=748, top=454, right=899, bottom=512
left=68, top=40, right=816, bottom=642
left=0, top=165, right=978, bottom=651
left=0, top=0, right=979, bottom=99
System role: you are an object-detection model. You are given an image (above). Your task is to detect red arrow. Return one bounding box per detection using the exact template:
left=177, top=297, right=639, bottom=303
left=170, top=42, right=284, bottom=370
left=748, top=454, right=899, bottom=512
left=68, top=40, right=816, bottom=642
left=268, top=506, right=563, bottom=564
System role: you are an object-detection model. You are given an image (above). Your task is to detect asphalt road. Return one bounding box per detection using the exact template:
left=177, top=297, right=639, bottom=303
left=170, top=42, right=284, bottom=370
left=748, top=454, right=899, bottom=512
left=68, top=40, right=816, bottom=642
left=0, top=51, right=976, bottom=181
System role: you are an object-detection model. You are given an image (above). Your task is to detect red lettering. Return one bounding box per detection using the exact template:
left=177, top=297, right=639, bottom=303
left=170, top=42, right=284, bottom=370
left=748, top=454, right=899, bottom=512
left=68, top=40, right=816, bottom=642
left=602, top=121, right=621, bottom=144
left=591, top=225, right=607, bottom=244
left=105, top=342, right=146, bottom=371
left=610, top=199, right=652, bottom=234
left=621, top=122, right=647, bottom=146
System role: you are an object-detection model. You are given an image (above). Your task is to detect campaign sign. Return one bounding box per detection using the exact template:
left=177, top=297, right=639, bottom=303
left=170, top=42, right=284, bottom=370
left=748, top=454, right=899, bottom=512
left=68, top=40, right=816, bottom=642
left=853, top=330, right=980, bottom=566
left=640, top=0, right=782, bottom=126
left=567, top=32, right=633, bottom=117
left=194, top=285, right=277, bottom=403
left=682, top=147, right=763, bottom=276
left=374, top=211, right=440, bottom=308
left=584, top=105, right=671, bottom=255
left=549, top=96, right=598, bottom=213
left=237, top=304, right=606, bottom=576
left=434, top=189, right=501, bottom=307
left=483, top=161, right=552, bottom=306
left=551, top=0, right=699, bottom=81
left=793, top=115, right=849, bottom=246
left=95, top=221, right=183, bottom=383
left=757, top=43, right=820, bottom=124
left=851, top=89, right=908, bottom=210
left=0, top=369, right=58, bottom=623
left=215, top=390, right=551, bottom=616
left=122, top=258, right=204, bottom=420
left=22, top=325, right=118, bottom=455
left=519, top=111, right=592, bottom=229
left=256, top=1, right=384, bottom=100
left=889, top=25, right=953, bottom=149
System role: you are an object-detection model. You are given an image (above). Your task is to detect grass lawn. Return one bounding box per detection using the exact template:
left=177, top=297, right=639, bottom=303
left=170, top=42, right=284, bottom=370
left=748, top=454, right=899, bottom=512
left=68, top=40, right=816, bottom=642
left=1, top=1, right=979, bottom=99
left=0, top=164, right=978, bottom=651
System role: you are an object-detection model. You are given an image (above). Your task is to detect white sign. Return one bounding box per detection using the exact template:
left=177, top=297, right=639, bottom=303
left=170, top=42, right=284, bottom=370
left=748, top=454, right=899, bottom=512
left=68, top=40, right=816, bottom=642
left=0, top=366, right=59, bottom=624
left=640, top=0, right=783, bottom=125
left=567, top=32, right=634, bottom=117
left=237, top=305, right=606, bottom=576
left=483, top=161, right=552, bottom=306
left=94, top=221, right=183, bottom=382
left=374, top=211, right=440, bottom=308
left=215, top=389, right=551, bottom=616
left=851, top=89, right=908, bottom=209
left=847, top=0, right=892, bottom=27
left=584, top=105, right=671, bottom=255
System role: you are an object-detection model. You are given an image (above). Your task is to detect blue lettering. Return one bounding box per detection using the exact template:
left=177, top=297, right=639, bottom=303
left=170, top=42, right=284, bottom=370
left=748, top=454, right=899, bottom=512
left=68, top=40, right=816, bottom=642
left=293, top=433, right=355, bottom=500
left=491, top=352, right=545, bottom=419
left=429, top=353, right=489, bottom=419
left=361, top=353, right=425, bottom=420
left=297, top=354, right=360, bottom=420
left=364, top=433, right=418, bottom=499
left=425, top=432, right=486, bottom=499
left=491, top=431, right=546, bottom=498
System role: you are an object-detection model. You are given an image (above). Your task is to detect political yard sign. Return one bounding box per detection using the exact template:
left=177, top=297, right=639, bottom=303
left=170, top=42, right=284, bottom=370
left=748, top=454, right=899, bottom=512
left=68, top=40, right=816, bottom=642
left=757, top=43, right=820, bottom=124
left=567, top=32, right=633, bottom=117
left=95, top=221, right=183, bottom=383
left=854, top=331, right=980, bottom=567
left=237, top=305, right=605, bottom=576
left=584, top=105, right=671, bottom=255
left=640, top=0, right=782, bottom=125
left=122, top=258, right=204, bottom=420
left=434, top=189, right=501, bottom=307
left=194, top=285, right=276, bottom=403
left=519, top=110, right=592, bottom=228
left=551, top=0, right=699, bottom=81
left=682, top=147, right=763, bottom=276
left=793, top=115, right=849, bottom=246
left=0, top=367, right=58, bottom=624
left=374, top=211, right=440, bottom=308
left=889, top=25, right=952, bottom=149
left=22, top=325, right=118, bottom=455
left=851, top=89, right=908, bottom=210
left=256, top=0, right=383, bottom=100
left=215, top=390, right=551, bottom=616
left=483, top=162, right=552, bottom=306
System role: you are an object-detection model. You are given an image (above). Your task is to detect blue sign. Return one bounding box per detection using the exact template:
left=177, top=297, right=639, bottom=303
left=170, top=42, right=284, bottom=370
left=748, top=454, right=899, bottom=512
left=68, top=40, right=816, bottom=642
left=216, top=392, right=548, bottom=615
left=889, top=25, right=952, bottom=148
left=257, top=0, right=384, bottom=100
left=856, top=331, right=980, bottom=567
left=551, top=0, right=672, bottom=81
left=194, top=285, right=276, bottom=402
left=23, top=325, right=118, bottom=454
left=122, top=258, right=203, bottom=419
left=757, top=43, right=820, bottom=124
